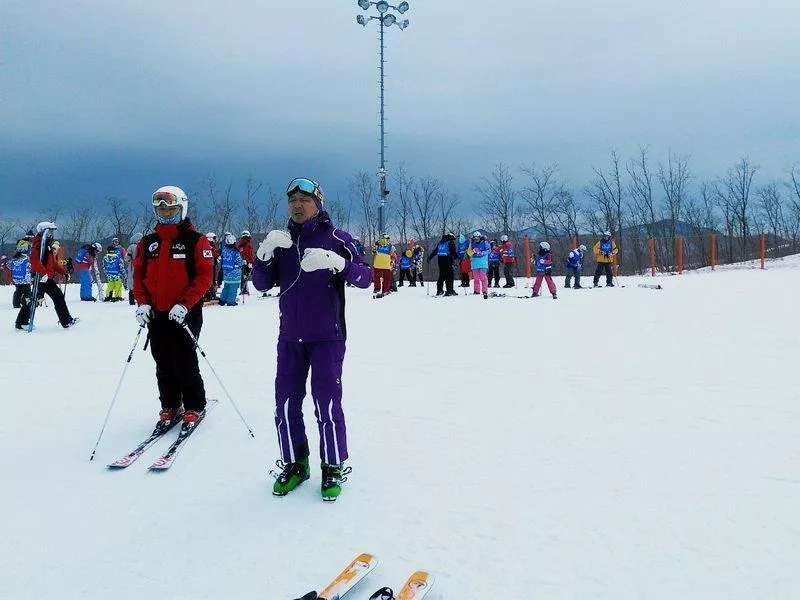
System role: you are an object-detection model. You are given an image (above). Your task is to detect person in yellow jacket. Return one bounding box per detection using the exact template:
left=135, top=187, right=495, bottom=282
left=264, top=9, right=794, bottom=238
left=372, top=233, right=395, bottom=297
left=592, top=231, right=618, bottom=287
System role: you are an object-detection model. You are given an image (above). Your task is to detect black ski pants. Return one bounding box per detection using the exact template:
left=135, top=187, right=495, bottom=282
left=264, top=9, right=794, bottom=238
left=435, top=258, right=455, bottom=295
left=488, top=264, right=500, bottom=287
left=21, top=278, right=72, bottom=327
left=398, top=268, right=412, bottom=286
left=148, top=307, right=206, bottom=413
left=593, top=262, right=614, bottom=286
left=503, top=263, right=515, bottom=287
left=565, top=266, right=581, bottom=288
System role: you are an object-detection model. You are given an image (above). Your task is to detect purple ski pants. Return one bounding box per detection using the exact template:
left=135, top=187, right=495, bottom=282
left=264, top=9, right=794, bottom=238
left=274, top=340, right=349, bottom=465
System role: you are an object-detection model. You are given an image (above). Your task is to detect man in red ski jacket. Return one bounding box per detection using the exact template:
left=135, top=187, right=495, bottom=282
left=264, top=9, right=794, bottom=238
left=133, top=186, right=214, bottom=428
left=28, top=222, right=76, bottom=329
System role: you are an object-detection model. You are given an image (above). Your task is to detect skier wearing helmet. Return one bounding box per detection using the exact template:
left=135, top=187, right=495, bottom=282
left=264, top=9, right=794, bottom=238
left=497, top=234, right=516, bottom=288
left=28, top=222, right=77, bottom=328
left=203, top=232, right=220, bottom=301
left=531, top=241, right=557, bottom=299
left=564, top=244, right=588, bottom=289
left=132, top=185, right=215, bottom=431
left=74, top=241, right=103, bottom=301
left=592, top=231, right=618, bottom=287
left=467, top=230, right=490, bottom=298
left=252, top=177, right=372, bottom=501
left=237, top=230, right=254, bottom=296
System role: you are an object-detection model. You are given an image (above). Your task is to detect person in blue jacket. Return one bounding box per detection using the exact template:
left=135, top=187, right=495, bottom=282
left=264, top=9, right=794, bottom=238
left=252, top=176, right=372, bottom=501
left=398, top=249, right=414, bottom=287
left=75, top=242, right=102, bottom=301
left=564, top=244, right=587, bottom=289
left=488, top=240, right=501, bottom=288
left=102, top=246, right=124, bottom=301
left=219, top=232, right=245, bottom=306
left=10, top=251, right=32, bottom=328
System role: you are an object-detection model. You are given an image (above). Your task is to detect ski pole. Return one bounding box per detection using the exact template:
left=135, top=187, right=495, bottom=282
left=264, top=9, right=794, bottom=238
left=182, top=324, right=255, bottom=438
left=89, top=324, right=146, bottom=460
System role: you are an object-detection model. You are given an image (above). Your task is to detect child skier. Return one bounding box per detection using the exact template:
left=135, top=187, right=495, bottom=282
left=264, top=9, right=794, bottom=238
left=74, top=242, right=102, bottom=301
left=398, top=249, right=413, bottom=287
left=10, top=250, right=31, bottom=329
left=102, top=245, right=124, bottom=301
left=531, top=241, right=557, bottom=299
left=488, top=240, right=501, bottom=287
left=220, top=232, right=245, bottom=306
left=564, top=244, right=587, bottom=289
left=468, top=231, right=490, bottom=298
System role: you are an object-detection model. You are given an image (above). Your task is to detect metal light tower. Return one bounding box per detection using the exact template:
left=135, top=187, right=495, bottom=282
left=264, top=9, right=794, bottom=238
left=356, top=0, right=410, bottom=235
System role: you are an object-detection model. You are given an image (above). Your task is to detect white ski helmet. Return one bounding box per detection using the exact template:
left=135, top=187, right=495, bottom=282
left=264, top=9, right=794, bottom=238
left=539, top=241, right=551, bottom=251
left=603, top=230, right=611, bottom=238
left=578, top=244, right=587, bottom=252
left=93, top=242, right=102, bottom=252
left=224, top=232, right=236, bottom=245
left=206, top=232, right=217, bottom=240
left=500, top=234, right=509, bottom=242
left=472, top=230, right=481, bottom=238
left=240, top=230, right=251, bottom=238
left=36, top=221, right=57, bottom=233
left=152, top=185, right=189, bottom=223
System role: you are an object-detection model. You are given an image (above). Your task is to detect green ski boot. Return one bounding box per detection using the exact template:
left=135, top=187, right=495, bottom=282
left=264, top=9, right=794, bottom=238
left=320, top=462, right=352, bottom=502
left=271, top=457, right=310, bottom=496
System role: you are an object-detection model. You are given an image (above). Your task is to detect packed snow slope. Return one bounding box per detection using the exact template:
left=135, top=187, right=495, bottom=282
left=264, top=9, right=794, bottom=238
left=1, top=259, right=798, bottom=599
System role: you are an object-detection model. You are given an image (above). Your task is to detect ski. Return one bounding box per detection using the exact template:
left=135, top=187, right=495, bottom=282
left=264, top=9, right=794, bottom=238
left=638, top=283, right=663, bottom=290
left=294, top=553, right=378, bottom=600
left=27, top=228, right=50, bottom=332
left=369, top=571, right=434, bottom=600
left=107, top=415, right=184, bottom=469
left=148, top=399, right=218, bottom=471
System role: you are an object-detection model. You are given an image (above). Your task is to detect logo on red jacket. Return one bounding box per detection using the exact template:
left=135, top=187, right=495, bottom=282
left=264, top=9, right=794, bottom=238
left=202, top=249, right=213, bottom=259
left=149, top=242, right=159, bottom=252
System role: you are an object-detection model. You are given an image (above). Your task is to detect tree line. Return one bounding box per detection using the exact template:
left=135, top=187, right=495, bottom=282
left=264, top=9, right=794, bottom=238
left=2, top=152, right=798, bottom=274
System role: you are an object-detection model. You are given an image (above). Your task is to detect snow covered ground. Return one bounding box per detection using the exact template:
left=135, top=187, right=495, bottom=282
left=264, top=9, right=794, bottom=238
left=1, top=259, right=799, bottom=599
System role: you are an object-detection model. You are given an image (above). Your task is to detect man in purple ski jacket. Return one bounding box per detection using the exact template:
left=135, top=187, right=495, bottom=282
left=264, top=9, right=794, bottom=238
left=252, top=177, right=371, bottom=501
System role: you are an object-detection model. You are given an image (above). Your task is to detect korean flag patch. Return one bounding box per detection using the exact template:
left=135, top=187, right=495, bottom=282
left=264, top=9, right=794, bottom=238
left=202, top=249, right=213, bottom=259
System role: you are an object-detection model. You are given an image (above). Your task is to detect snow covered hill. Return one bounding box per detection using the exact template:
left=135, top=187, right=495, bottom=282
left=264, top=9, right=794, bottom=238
left=1, top=260, right=798, bottom=599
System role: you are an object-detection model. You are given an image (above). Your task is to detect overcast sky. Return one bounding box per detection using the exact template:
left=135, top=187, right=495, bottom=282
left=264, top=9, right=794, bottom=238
left=2, top=0, right=799, bottom=219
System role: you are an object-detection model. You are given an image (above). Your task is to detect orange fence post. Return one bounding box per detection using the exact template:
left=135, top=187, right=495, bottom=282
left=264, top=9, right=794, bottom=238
left=571, top=236, right=577, bottom=250
left=710, top=234, right=717, bottom=270
left=677, top=236, right=683, bottom=274
left=524, top=236, right=532, bottom=279
left=760, top=233, right=766, bottom=269
left=648, top=239, right=656, bottom=277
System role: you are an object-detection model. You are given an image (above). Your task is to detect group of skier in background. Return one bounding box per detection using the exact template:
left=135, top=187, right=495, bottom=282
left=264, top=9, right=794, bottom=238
left=369, top=230, right=619, bottom=300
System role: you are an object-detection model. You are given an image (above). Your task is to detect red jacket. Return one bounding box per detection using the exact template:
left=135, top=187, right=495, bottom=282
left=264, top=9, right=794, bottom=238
left=498, top=241, right=516, bottom=264
left=30, top=234, right=66, bottom=279
left=133, top=221, right=214, bottom=311
left=237, top=238, right=254, bottom=265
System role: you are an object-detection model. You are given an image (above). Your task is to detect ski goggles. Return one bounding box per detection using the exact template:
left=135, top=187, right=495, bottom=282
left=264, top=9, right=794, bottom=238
left=286, top=178, right=324, bottom=205
left=152, top=190, right=182, bottom=207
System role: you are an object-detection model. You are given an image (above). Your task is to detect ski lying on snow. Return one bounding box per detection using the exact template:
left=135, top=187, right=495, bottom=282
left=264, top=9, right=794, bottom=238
left=293, top=553, right=378, bottom=600
left=107, top=414, right=184, bottom=469
left=149, top=400, right=218, bottom=471
left=369, top=571, right=434, bottom=600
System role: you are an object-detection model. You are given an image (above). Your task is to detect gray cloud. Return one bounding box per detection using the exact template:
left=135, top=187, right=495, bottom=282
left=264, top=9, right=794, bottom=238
left=3, top=0, right=799, bottom=217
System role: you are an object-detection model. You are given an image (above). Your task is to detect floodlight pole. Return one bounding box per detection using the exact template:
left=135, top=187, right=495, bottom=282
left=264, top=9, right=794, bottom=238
left=378, top=18, right=387, bottom=235
left=355, top=1, right=410, bottom=236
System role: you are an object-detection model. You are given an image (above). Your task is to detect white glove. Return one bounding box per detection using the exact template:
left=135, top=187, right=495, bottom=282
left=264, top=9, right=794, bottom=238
left=135, top=304, right=152, bottom=326
left=256, top=230, right=292, bottom=261
left=168, top=304, right=188, bottom=325
left=40, top=275, right=48, bottom=283
left=300, top=248, right=346, bottom=273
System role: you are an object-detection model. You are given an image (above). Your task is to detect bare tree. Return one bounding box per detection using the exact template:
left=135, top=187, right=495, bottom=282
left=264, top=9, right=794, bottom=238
left=105, top=197, right=139, bottom=245
left=658, top=152, right=692, bottom=268
left=475, top=162, right=520, bottom=234
left=756, top=182, right=785, bottom=248
left=586, top=149, right=625, bottom=245
left=719, top=157, right=759, bottom=259
left=437, top=191, right=460, bottom=238
left=410, top=176, right=446, bottom=243
left=393, top=163, right=414, bottom=244
left=350, top=170, right=378, bottom=246
left=519, top=162, right=562, bottom=239
left=326, top=192, right=352, bottom=232
left=0, top=217, right=21, bottom=255
left=61, top=207, right=96, bottom=245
